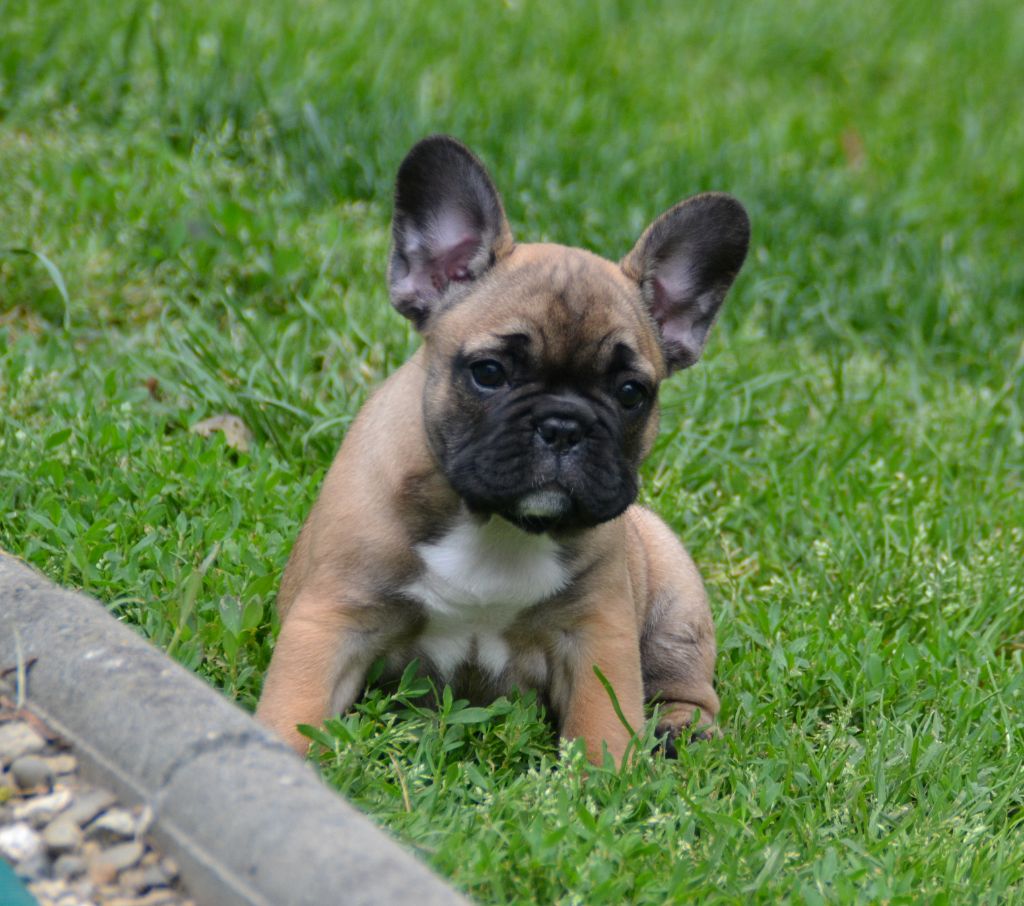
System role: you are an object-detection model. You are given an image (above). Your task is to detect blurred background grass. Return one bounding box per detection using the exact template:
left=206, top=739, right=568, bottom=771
left=3, top=0, right=1022, bottom=361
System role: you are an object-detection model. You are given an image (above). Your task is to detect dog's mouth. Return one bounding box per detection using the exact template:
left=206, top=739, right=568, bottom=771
left=443, top=433, right=640, bottom=534
left=507, top=486, right=573, bottom=534
left=516, top=487, right=572, bottom=520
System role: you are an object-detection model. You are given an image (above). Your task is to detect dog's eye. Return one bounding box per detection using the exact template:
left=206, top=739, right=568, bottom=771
left=616, top=381, right=648, bottom=409
left=470, top=360, right=507, bottom=389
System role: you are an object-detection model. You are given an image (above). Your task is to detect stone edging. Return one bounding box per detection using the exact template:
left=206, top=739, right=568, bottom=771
left=0, top=553, right=467, bottom=906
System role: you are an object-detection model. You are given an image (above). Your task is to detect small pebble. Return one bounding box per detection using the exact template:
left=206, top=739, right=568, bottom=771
left=161, top=855, right=180, bottom=880
left=43, top=815, right=83, bottom=853
left=15, top=851, right=51, bottom=881
left=94, top=839, right=144, bottom=871
left=135, top=891, right=182, bottom=906
left=0, top=722, right=46, bottom=764
left=10, top=753, right=54, bottom=790
left=12, top=787, right=71, bottom=824
left=137, top=803, right=155, bottom=836
left=120, top=866, right=150, bottom=893
left=87, top=859, right=118, bottom=886
left=53, top=852, right=88, bottom=879
left=72, top=880, right=99, bottom=900
left=62, top=787, right=116, bottom=827
left=0, top=821, right=45, bottom=862
left=27, top=879, right=74, bottom=902
left=143, top=862, right=172, bottom=889
left=86, top=806, right=137, bottom=839
left=45, top=753, right=78, bottom=775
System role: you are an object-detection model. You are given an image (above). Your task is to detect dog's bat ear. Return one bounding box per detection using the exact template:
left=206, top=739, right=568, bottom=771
left=388, top=135, right=514, bottom=330
left=621, top=193, right=749, bottom=372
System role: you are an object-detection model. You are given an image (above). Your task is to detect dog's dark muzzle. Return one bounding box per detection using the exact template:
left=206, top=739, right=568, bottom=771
left=442, top=391, right=637, bottom=532
left=532, top=394, right=597, bottom=454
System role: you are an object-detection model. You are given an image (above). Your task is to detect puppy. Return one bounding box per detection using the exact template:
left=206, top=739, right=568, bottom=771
left=256, top=136, right=749, bottom=765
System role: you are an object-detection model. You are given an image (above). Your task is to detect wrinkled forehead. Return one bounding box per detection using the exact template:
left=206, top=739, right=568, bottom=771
left=432, top=244, right=663, bottom=378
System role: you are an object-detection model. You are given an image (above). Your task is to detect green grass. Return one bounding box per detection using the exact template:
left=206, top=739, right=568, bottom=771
left=2, top=0, right=1023, bottom=901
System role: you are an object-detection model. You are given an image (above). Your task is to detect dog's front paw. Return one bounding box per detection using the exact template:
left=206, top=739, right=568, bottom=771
left=654, top=702, right=718, bottom=758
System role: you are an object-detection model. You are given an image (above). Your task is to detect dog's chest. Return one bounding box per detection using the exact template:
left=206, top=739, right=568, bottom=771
left=402, top=514, right=569, bottom=677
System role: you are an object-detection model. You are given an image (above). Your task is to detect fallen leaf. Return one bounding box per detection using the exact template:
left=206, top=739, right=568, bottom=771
left=841, top=128, right=866, bottom=170
left=190, top=414, right=253, bottom=453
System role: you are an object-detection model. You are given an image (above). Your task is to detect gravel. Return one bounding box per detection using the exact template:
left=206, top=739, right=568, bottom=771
left=1, top=682, right=195, bottom=906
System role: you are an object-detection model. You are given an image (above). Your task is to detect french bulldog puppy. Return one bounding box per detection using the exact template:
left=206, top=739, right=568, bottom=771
left=256, top=136, right=749, bottom=765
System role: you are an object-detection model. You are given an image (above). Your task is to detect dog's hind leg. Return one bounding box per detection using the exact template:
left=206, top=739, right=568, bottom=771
left=627, top=507, right=720, bottom=753
left=640, top=593, right=720, bottom=755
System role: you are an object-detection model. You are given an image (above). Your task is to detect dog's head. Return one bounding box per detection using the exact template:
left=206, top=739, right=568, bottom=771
left=388, top=136, right=749, bottom=533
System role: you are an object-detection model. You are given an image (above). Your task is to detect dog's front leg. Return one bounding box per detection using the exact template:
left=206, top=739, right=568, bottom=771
left=554, top=567, right=645, bottom=767
left=256, top=591, right=378, bottom=755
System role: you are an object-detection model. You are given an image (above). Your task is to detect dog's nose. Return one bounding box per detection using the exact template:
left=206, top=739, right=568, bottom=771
left=536, top=415, right=584, bottom=452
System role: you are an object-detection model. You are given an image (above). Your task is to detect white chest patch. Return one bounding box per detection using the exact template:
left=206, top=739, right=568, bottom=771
left=403, top=512, right=569, bottom=677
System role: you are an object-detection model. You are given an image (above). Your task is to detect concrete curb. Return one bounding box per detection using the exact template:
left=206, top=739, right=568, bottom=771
left=0, top=553, right=468, bottom=906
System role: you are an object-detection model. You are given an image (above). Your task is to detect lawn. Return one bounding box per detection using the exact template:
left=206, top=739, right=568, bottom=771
left=2, top=0, right=1023, bottom=901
